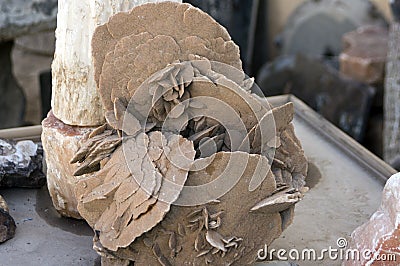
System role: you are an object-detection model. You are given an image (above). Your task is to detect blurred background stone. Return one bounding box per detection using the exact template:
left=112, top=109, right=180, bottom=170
left=384, top=2, right=400, bottom=164
left=0, top=195, right=16, bottom=244
left=0, top=0, right=56, bottom=129
left=340, top=25, right=388, bottom=86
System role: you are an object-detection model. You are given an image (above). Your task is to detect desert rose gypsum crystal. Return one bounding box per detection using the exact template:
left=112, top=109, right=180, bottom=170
left=51, top=0, right=181, bottom=126
left=71, top=2, right=308, bottom=264
left=72, top=61, right=308, bottom=264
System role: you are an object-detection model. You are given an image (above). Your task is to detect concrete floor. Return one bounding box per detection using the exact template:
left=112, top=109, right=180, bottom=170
left=0, top=187, right=99, bottom=266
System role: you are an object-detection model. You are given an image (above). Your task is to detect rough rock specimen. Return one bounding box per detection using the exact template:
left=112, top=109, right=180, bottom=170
left=75, top=98, right=307, bottom=264
left=340, top=25, right=388, bottom=85
left=257, top=54, right=375, bottom=142
left=343, top=173, right=400, bottom=266
left=92, top=1, right=242, bottom=112
left=51, top=0, right=182, bottom=126
left=72, top=63, right=307, bottom=264
left=41, top=112, right=94, bottom=218
left=75, top=131, right=195, bottom=251
left=340, top=25, right=388, bottom=158
left=0, top=138, right=45, bottom=188
left=69, top=3, right=308, bottom=265
left=0, top=195, right=16, bottom=244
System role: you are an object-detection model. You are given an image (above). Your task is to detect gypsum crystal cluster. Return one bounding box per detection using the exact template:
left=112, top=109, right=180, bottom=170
left=71, top=2, right=308, bottom=265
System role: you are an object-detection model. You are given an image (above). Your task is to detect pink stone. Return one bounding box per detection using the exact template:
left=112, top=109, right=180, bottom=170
left=340, top=25, right=388, bottom=85
left=343, top=173, right=400, bottom=266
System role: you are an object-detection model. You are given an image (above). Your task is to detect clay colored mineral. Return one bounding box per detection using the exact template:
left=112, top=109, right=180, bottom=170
left=70, top=2, right=308, bottom=265
left=51, top=0, right=181, bottom=126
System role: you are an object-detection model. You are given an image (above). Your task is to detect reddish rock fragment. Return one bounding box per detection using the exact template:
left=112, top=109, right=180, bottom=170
left=343, top=173, right=400, bottom=266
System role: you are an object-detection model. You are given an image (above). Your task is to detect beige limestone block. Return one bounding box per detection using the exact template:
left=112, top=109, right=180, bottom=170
left=41, top=112, right=93, bottom=218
